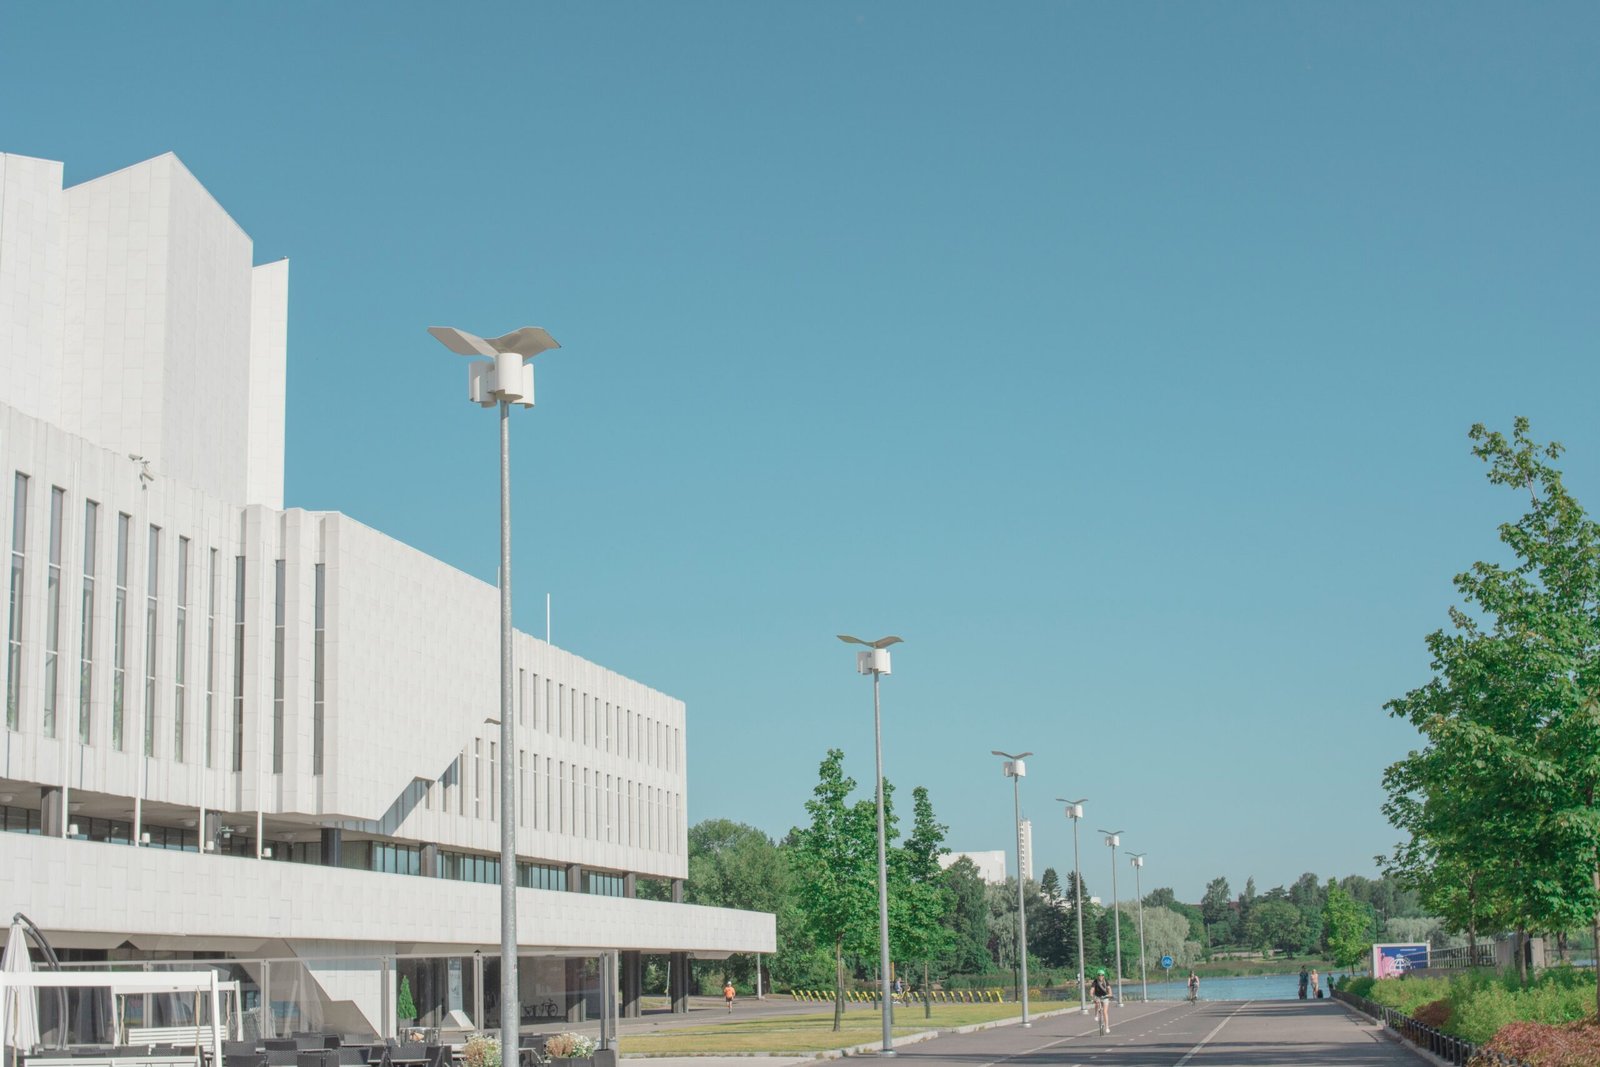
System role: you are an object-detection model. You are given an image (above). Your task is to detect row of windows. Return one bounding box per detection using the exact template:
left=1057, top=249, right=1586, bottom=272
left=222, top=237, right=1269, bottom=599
left=514, top=668, right=681, bottom=772
left=428, top=746, right=682, bottom=854
left=3, top=470, right=328, bottom=780
left=2, top=808, right=630, bottom=895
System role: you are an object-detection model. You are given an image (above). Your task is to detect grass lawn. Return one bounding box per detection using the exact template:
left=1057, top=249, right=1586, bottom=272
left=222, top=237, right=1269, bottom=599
left=620, top=1003, right=1027, bottom=1055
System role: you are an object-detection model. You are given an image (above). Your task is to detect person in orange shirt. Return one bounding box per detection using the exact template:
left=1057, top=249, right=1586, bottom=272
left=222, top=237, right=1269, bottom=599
left=723, top=981, right=736, bottom=1012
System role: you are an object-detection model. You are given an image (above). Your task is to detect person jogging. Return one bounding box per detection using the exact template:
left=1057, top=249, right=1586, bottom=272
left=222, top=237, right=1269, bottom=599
left=1090, top=969, right=1113, bottom=1034
left=723, top=981, right=736, bottom=1012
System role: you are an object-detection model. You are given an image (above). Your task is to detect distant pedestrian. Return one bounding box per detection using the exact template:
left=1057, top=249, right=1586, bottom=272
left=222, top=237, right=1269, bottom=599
left=1298, top=966, right=1309, bottom=1000
left=1310, top=969, right=1321, bottom=999
left=724, top=981, right=736, bottom=1012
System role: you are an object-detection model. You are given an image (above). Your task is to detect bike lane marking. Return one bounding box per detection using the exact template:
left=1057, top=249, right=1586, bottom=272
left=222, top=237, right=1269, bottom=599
left=1172, top=1000, right=1252, bottom=1066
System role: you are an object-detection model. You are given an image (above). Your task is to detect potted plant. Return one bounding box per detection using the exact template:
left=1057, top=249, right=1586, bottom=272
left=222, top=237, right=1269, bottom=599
left=544, top=1032, right=610, bottom=1067
left=397, top=976, right=418, bottom=1030
left=462, top=1035, right=501, bottom=1067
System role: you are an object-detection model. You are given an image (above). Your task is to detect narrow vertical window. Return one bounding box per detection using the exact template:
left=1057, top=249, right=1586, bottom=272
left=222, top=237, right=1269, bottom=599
left=474, top=739, right=483, bottom=819
left=144, top=525, right=160, bottom=757
left=79, top=500, right=98, bottom=744
left=112, top=514, right=129, bottom=748
left=517, top=668, right=525, bottom=727
left=557, top=684, right=565, bottom=738
left=42, top=486, right=65, bottom=737
left=544, top=756, right=551, bottom=831
left=272, top=559, right=284, bottom=773
left=458, top=749, right=468, bottom=815
left=173, top=535, right=188, bottom=760
left=557, top=760, right=565, bottom=833
left=489, top=741, right=497, bottom=822
left=6, top=474, right=28, bottom=731
left=205, top=549, right=217, bottom=768
left=232, top=557, right=245, bottom=772
left=518, top=749, right=527, bottom=827
left=313, top=563, right=325, bottom=775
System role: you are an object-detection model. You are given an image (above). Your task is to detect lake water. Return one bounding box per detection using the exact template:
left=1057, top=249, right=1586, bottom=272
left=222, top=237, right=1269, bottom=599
left=1103, top=971, right=1352, bottom=1002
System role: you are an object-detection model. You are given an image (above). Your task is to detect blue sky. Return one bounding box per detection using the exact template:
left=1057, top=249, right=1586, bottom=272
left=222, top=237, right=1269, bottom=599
left=4, top=2, right=1598, bottom=903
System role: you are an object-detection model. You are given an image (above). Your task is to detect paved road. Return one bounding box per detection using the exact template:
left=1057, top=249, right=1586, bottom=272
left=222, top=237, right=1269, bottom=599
left=627, top=999, right=1422, bottom=1067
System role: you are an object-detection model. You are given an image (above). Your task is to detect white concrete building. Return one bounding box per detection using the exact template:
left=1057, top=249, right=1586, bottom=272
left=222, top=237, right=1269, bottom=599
left=937, top=850, right=1007, bottom=884
left=0, top=151, right=773, bottom=1040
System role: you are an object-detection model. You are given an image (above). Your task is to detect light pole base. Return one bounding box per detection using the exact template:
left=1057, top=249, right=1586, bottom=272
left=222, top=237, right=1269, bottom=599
left=1021, top=1022, right=1032, bottom=1028
left=878, top=1050, right=896, bottom=1057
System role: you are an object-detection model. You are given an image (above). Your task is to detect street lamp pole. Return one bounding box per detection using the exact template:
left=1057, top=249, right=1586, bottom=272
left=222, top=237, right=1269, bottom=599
left=1129, top=853, right=1148, bottom=1002
left=430, top=324, right=562, bottom=1061
left=838, top=634, right=902, bottom=1056
left=1100, top=829, right=1124, bottom=1004
left=1057, top=798, right=1087, bottom=1014
left=994, top=751, right=1033, bottom=1028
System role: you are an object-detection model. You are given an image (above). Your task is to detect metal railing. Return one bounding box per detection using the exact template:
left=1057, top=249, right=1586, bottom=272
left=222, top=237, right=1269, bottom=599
left=1333, top=988, right=1531, bottom=1067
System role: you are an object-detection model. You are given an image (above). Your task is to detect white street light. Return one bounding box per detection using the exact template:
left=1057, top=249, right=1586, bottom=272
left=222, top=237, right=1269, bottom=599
left=1129, top=852, right=1148, bottom=1002
left=838, top=633, right=901, bottom=1056
left=1056, top=798, right=1088, bottom=1014
left=994, top=750, right=1034, bottom=1028
left=1100, top=829, right=1125, bottom=1004
left=430, top=323, right=562, bottom=1060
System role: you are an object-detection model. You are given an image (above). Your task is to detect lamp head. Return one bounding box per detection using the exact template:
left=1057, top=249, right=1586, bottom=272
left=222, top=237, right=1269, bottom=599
left=429, top=325, right=561, bottom=409
left=1056, top=797, right=1086, bottom=820
left=837, top=634, right=903, bottom=650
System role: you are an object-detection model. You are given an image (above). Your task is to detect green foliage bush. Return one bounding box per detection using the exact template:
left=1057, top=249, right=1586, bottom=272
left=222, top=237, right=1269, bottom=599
left=1444, top=968, right=1596, bottom=1045
left=1343, top=975, right=1376, bottom=999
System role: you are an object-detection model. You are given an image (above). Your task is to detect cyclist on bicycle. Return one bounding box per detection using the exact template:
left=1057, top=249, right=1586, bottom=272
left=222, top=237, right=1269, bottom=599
left=1186, top=970, right=1200, bottom=1002
left=1090, top=968, right=1113, bottom=1034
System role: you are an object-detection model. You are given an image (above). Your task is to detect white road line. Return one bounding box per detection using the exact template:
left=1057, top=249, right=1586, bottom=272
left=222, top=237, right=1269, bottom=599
left=1172, top=1000, right=1251, bottom=1067
left=970, top=1002, right=1187, bottom=1067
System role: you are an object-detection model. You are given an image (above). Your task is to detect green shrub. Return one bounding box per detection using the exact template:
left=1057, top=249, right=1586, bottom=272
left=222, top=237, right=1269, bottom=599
left=1344, top=976, right=1376, bottom=999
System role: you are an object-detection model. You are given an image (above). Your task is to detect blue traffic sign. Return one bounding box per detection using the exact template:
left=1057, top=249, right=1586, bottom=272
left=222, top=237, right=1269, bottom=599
left=1160, top=955, right=1174, bottom=969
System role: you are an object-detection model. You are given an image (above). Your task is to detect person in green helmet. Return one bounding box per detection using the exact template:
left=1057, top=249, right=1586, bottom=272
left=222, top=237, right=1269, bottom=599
left=1090, top=968, right=1113, bottom=1034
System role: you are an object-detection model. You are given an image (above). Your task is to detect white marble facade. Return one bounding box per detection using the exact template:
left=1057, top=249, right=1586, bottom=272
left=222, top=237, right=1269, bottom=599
left=0, top=152, right=773, bottom=1025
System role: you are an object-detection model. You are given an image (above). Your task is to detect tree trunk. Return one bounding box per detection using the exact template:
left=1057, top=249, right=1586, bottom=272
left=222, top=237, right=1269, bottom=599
left=833, top=936, right=844, bottom=1032
left=924, top=961, right=930, bottom=1019
left=1516, top=927, right=1528, bottom=985
left=1591, top=867, right=1600, bottom=1021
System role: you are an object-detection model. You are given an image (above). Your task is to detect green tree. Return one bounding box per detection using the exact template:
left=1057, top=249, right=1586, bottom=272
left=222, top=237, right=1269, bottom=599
left=1384, top=419, right=1600, bottom=1003
left=1200, top=877, right=1235, bottom=946
left=1323, top=878, right=1372, bottom=969
left=1244, top=898, right=1309, bottom=956
left=396, top=975, right=417, bottom=1022
left=685, top=819, right=799, bottom=991
left=891, top=785, right=953, bottom=1011
left=937, top=857, right=992, bottom=975
left=790, top=749, right=879, bottom=1030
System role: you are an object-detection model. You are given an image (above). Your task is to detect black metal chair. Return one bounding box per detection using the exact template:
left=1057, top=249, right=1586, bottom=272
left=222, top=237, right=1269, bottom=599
left=423, top=1046, right=448, bottom=1067
left=265, top=1040, right=298, bottom=1053
left=225, top=1054, right=268, bottom=1067
left=265, top=1050, right=299, bottom=1067
left=336, top=1048, right=368, bottom=1065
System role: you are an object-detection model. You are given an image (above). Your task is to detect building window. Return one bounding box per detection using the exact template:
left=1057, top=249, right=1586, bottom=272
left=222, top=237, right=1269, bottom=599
left=489, top=741, right=497, bottom=822
left=272, top=559, right=284, bottom=774
left=313, top=563, right=325, bottom=775
left=473, top=739, right=483, bottom=820
left=557, top=761, right=565, bottom=833
left=6, top=473, right=28, bottom=731
left=518, top=749, right=526, bottom=827
left=205, top=549, right=217, bottom=768
left=79, top=500, right=98, bottom=745
left=232, top=557, right=245, bottom=772
left=173, top=535, right=188, bottom=761
left=518, top=668, right=525, bottom=727
left=143, top=525, right=160, bottom=757
left=42, top=486, right=65, bottom=738
left=112, top=514, right=129, bottom=749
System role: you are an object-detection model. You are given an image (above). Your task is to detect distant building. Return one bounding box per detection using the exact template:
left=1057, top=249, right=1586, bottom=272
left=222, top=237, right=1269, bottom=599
left=939, top=849, right=1008, bottom=884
